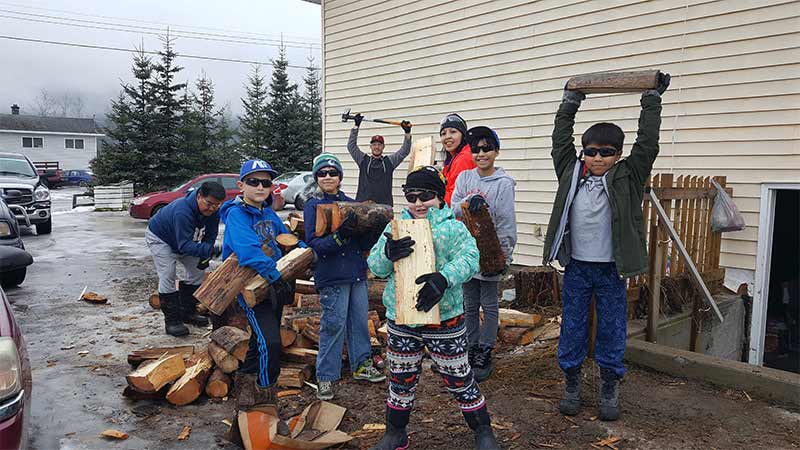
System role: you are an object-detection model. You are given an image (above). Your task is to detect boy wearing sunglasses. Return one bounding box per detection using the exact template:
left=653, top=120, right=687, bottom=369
left=218, top=159, right=307, bottom=432
left=544, top=73, right=671, bottom=421
left=367, top=166, right=500, bottom=450
left=451, top=126, right=517, bottom=383
left=303, top=153, right=386, bottom=402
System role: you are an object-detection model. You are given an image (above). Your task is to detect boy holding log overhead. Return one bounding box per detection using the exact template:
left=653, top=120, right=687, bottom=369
left=543, top=73, right=671, bottom=421
left=367, top=166, right=501, bottom=450
left=219, top=159, right=307, bottom=422
left=451, top=126, right=517, bottom=382
left=303, top=153, right=386, bottom=402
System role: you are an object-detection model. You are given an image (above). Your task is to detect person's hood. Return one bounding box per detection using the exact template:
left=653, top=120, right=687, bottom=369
left=219, top=194, right=272, bottom=224
left=478, top=166, right=514, bottom=183
left=401, top=202, right=455, bottom=225
left=183, top=189, right=201, bottom=215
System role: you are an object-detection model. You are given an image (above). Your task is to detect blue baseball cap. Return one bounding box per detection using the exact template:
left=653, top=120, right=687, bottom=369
left=240, top=159, right=278, bottom=180
left=466, top=126, right=500, bottom=149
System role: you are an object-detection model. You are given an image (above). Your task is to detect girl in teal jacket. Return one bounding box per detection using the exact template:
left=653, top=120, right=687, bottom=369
left=366, top=166, right=500, bottom=450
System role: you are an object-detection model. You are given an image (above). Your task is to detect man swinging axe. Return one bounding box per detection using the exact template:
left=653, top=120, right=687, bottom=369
left=343, top=108, right=412, bottom=206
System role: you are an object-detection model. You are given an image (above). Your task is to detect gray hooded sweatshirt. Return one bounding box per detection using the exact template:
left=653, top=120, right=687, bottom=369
left=452, top=167, right=517, bottom=281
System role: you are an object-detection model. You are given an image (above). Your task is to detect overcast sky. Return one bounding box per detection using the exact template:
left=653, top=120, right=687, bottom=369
left=0, top=0, right=321, bottom=120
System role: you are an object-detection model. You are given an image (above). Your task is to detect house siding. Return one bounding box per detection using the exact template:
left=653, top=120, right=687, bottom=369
left=320, top=0, right=800, bottom=274
left=0, top=132, right=99, bottom=170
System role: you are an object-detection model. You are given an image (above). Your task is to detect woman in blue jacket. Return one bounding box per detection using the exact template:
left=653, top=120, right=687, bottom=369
left=303, top=153, right=385, bottom=401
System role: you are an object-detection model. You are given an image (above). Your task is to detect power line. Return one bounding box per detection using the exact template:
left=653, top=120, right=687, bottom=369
left=0, top=34, right=318, bottom=69
left=0, top=9, right=322, bottom=50
left=0, top=0, right=320, bottom=44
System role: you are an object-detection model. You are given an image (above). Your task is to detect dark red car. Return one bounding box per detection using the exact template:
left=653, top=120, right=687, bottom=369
left=128, top=174, right=241, bottom=220
left=0, top=246, right=32, bottom=449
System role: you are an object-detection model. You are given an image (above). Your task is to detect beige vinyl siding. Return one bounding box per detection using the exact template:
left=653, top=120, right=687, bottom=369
left=321, top=0, right=800, bottom=270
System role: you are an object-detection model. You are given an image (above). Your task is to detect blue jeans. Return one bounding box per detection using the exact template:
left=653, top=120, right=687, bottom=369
left=463, top=278, right=500, bottom=350
left=557, top=259, right=627, bottom=378
left=316, top=281, right=372, bottom=382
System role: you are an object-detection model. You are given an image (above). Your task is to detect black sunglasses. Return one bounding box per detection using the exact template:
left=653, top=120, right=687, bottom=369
left=471, top=145, right=496, bottom=154
left=583, top=147, right=619, bottom=158
left=317, top=169, right=340, bottom=178
left=404, top=190, right=437, bottom=203
left=244, top=178, right=272, bottom=188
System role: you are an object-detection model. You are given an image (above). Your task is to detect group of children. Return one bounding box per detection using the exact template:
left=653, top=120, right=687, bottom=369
left=156, top=73, right=670, bottom=450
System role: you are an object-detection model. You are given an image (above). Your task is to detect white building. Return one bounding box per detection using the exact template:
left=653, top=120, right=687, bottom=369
left=0, top=104, right=103, bottom=170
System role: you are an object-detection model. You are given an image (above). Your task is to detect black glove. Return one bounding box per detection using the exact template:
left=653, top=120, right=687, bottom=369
left=271, top=276, right=294, bottom=306
left=197, top=258, right=210, bottom=270
left=400, top=120, right=412, bottom=134
left=415, top=272, right=448, bottom=312
left=212, top=243, right=222, bottom=257
left=562, top=81, right=586, bottom=105
left=481, top=264, right=509, bottom=278
left=656, top=72, right=671, bottom=95
left=468, top=195, right=488, bottom=214
left=353, top=113, right=364, bottom=127
left=337, top=212, right=358, bottom=238
left=384, top=232, right=414, bottom=262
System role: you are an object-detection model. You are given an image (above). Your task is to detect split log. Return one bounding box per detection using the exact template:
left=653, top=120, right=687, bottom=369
left=498, top=308, right=542, bottom=328
left=514, top=266, right=560, bottom=306
left=368, top=279, right=388, bottom=319
left=281, top=347, right=318, bottom=365
left=166, top=352, right=213, bottom=406
left=241, top=248, right=315, bottom=307
left=293, top=333, right=317, bottom=350
left=127, top=346, right=194, bottom=368
left=280, top=327, right=297, bottom=348
left=297, top=294, right=321, bottom=310
left=289, top=216, right=305, bottom=238
left=205, top=368, right=232, bottom=398
left=368, top=310, right=381, bottom=331
left=126, top=353, right=186, bottom=393
left=498, top=327, right=535, bottom=346
left=301, top=323, right=320, bottom=344
left=276, top=233, right=299, bottom=253
left=377, top=324, right=388, bottom=342
left=565, top=69, right=660, bottom=94
left=314, top=202, right=393, bottom=237
left=122, top=385, right=167, bottom=401
left=210, top=301, right=249, bottom=332
left=208, top=341, right=240, bottom=374
left=277, top=363, right=313, bottom=388
left=392, top=219, right=439, bottom=325
left=295, top=279, right=316, bottom=295
left=80, top=291, right=108, bottom=304
left=194, top=253, right=261, bottom=316
left=408, top=136, right=437, bottom=171
left=460, top=202, right=506, bottom=274
left=210, top=326, right=251, bottom=362
left=149, top=291, right=160, bottom=309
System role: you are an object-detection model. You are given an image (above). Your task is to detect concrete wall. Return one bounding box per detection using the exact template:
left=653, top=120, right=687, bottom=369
left=0, top=131, right=99, bottom=169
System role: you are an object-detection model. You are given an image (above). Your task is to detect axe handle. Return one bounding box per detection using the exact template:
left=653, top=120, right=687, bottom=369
left=372, top=118, right=405, bottom=126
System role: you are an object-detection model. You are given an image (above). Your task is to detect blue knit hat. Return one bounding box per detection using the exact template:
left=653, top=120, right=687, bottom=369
left=240, top=159, right=278, bottom=180
left=312, top=153, right=343, bottom=178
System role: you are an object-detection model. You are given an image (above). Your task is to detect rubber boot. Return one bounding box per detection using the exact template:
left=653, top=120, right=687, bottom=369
left=599, top=368, right=620, bottom=421
left=369, top=407, right=410, bottom=450
left=232, top=372, right=290, bottom=436
left=472, top=347, right=494, bottom=382
left=178, top=282, right=209, bottom=327
left=559, top=366, right=581, bottom=416
left=160, top=292, right=189, bottom=337
left=464, top=406, right=500, bottom=450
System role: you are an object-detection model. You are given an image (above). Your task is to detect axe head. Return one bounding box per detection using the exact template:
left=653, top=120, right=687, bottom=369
left=341, top=108, right=352, bottom=123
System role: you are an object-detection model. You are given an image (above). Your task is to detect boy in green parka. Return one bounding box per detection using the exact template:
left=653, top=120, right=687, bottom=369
left=367, top=166, right=500, bottom=450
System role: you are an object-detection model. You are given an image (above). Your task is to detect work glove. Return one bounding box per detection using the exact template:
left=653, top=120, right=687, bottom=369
left=644, top=72, right=671, bottom=98
left=562, top=81, right=586, bottom=106
left=337, top=212, right=358, bottom=238
left=383, top=232, right=414, bottom=262
left=415, top=272, right=448, bottom=312
left=212, top=243, right=222, bottom=257
left=467, top=195, right=488, bottom=214
left=197, top=258, right=211, bottom=270
left=400, top=120, right=412, bottom=134
left=481, top=263, right=509, bottom=278
left=271, top=276, right=294, bottom=306
left=353, top=113, right=364, bottom=127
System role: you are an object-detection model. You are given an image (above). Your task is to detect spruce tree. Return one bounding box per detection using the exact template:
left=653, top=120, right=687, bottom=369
left=192, top=72, right=239, bottom=173
left=299, top=58, right=322, bottom=168
left=238, top=65, right=270, bottom=160
left=265, top=46, right=303, bottom=173
left=150, top=33, right=188, bottom=188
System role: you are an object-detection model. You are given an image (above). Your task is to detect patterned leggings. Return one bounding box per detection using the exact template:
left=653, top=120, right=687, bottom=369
left=386, top=315, right=485, bottom=412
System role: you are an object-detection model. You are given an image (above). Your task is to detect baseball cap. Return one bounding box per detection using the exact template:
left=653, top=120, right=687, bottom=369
left=370, top=135, right=385, bottom=144
left=466, top=126, right=501, bottom=149
left=239, top=159, right=278, bottom=181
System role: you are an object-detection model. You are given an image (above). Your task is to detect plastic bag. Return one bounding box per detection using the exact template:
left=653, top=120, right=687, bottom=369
left=711, top=179, right=745, bottom=232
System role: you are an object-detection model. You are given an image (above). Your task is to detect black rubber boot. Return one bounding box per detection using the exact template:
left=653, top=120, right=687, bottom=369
left=463, top=406, right=501, bottom=450
left=160, top=292, right=189, bottom=337
left=599, top=368, right=620, bottom=421
left=559, top=366, right=581, bottom=416
left=472, top=347, right=494, bottom=382
left=369, top=407, right=410, bottom=450
left=178, top=282, right=209, bottom=327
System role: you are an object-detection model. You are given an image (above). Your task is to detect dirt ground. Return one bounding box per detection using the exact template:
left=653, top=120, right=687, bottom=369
left=9, top=192, right=800, bottom=449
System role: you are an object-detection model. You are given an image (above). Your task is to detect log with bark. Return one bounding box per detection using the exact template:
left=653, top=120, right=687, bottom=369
left=275, top=233, right=299, bottom=253
left=498, top=308, right=542, bottom=328
left=514, top=266, right=560, bottom=306
left=127, top=346, right=195, bottom=368
left=288, top=214, right=305, bottom=238
left=210, top=301, right=250, bottom=332
left=281, top=347, right=318, bottom=365
left=460, top=202, right=506, bottom=275
left=166, top=352, right=213, bottom=406
left=392, top=219, right=440, bottom=325
left=149, top=291, right=160, bottom=309
left=295, top=279, right=316, bottom=295
left=210, top=326, right=251, bottom=362
left=565, top=69, right=661, bottom=94
left=301, top=322, right=320, bottom=344
left=314, top=202, right=393, bottom=237
left=126, top=353, right=186, bottom=393
left=241, top=248, right=315, bottom=307
left=296, top=294, right=321, bottom=310
left=280, top=327, right=297, bottom=348
left=208, top=341, right=240, bottom=374
left=498, top=326, right=535, bottom=346
left=408, top=136, right=437, bottom=171
left=205, top=368, right=232, bottom=398
left=122, top=385, right=167, bottom=401
left=277, top=363, right=313, bottom=388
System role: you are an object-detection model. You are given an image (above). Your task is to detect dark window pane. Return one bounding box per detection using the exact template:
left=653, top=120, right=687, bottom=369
left=65, top=139, right=74, bottom=149
left=22, top=137, right=32, bottom=148
left=33, top=138, right=43, bottom=148
left=75, top=139, right=84, bottom=149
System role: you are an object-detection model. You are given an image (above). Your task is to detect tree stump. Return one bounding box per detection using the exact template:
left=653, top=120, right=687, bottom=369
left=514, top=266, right=560, bottom=306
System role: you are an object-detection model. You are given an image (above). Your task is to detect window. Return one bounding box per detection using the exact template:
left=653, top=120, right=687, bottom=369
left=220, top=176, right=238, bottom=190
left=22, top=137, right=42, bottom=148
left=65, top=138, right=84, bottom=149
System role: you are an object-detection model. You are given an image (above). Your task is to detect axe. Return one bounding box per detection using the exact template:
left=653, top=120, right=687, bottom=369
left=341, top=108, right=408, bottom=127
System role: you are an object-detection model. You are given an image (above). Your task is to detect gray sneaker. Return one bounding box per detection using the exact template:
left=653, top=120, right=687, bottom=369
left=353, top=359, right=387, bottom=383
left=316, top=380, right=334, bottom=401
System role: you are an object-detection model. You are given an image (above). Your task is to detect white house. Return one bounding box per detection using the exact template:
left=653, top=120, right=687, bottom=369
left=0, top=104, right=103, bottom=170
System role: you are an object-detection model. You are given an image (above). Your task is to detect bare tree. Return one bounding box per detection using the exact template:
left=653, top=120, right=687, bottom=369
left=34, top=88, right=55, bottom=116
left=32, top=89, right=87, bottom=117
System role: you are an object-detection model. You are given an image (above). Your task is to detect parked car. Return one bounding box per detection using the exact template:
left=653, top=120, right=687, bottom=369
left=129, top=174, right=240, bottom=220
left=0, top=246, right=32, bottom=449
left=273, top=171, right=313, bottom=209
left=32, top=162, right=63, bottom=189
left=0, top=154, right=51, bottom=235
left=63, top=169, right=96, bottom=187
left=0, top=198, right=24, bottom=252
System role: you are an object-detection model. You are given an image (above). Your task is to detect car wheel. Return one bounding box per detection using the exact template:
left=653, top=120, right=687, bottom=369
left=35, top=218, right=52, bottom=235
left=294, top=195, right=305, bottom=210
left=0, top=268, right=26, bottom=288
left=151, top=204, right=165, bottom=218
left=79, top=181, right=89, bottom=187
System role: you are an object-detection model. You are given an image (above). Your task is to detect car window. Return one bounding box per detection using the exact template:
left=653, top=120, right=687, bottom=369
left=273, top=172, right=300, bottom=184
left=220, top=176, right=239, bottom=190
left=303, top=174, right=313, bottom=183
left=0, top=157, right=36, bottom=177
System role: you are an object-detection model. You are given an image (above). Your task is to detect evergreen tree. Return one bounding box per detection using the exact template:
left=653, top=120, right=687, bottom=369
left=299, top=57, right=322, bottom=168
left=265, top=46, right=303, bottom=173
left=150, top=33, right=188, bottom=188
left=238, top=65, right=271, bottom=160
left=191, top=72, right=240, bottom=173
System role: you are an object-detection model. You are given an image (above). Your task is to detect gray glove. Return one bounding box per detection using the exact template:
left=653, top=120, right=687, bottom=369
left=643, top=72, right=671, bottom=98
left=562, top=83, right=586, bottom=105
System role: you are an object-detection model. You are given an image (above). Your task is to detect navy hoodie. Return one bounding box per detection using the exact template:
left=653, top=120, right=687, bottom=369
left=303, top=191, right=371, bottom=289
left=147, top=190, right=218, bottom=258
left=220, top=195, right=307, bottom=283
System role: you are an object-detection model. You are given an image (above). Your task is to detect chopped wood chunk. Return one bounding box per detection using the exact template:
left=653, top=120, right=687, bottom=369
left=208, top=341, right=239, bottom=374
left=205, top=368, right=232, bottom=399
left=126, top=353, right=185, bottom=393
left=166, top=353, right=213, bottom=406
left=210, top=326, right=251, bottom=362
left=127, top=346, right=195, bottom=368
left=101, top=429, right=129, bottom=440
left=177, top=425, right=191, bottom=440
left=81, top=291, right=108, bottom=304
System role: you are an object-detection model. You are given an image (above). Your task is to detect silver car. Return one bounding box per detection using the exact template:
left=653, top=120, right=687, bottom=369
left=274, top=171, right=313, bottom=209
